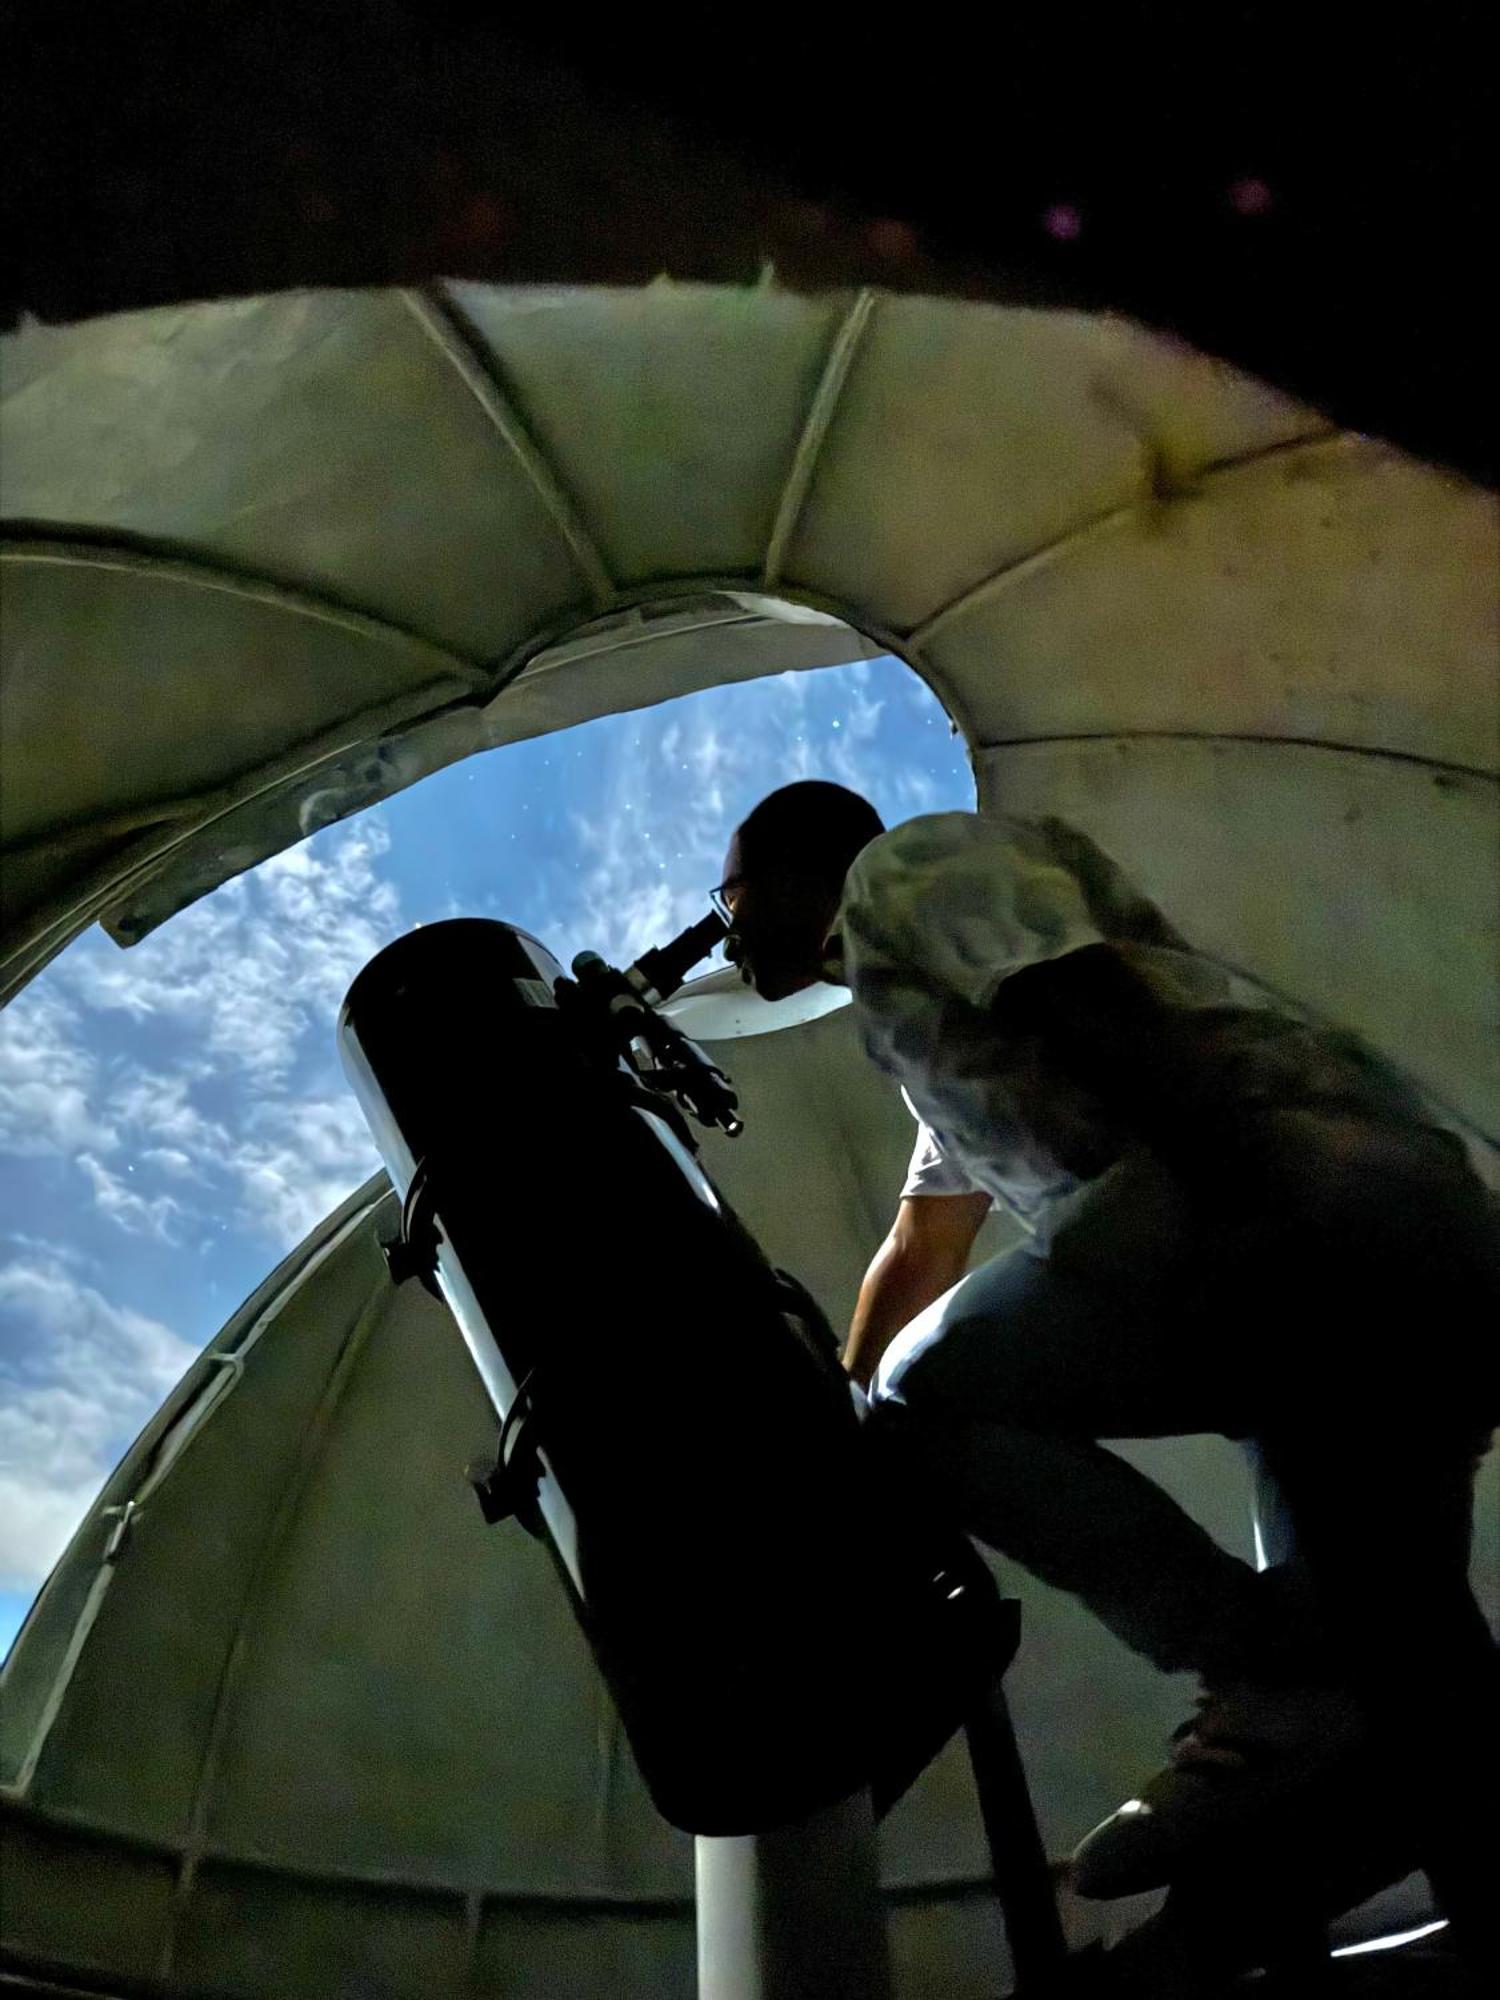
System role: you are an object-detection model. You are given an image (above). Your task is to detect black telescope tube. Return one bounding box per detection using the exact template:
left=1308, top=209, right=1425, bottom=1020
left=337, top=917, right=882, bottom=1833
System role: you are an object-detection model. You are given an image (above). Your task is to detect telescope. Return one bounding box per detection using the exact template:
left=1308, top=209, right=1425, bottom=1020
left=337, top=911, right=1062, bottom=1998
left=560, top=910, right=747, bottom=1142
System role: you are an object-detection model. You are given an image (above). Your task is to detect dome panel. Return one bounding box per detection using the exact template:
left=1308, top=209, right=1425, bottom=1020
left=0, top=552, right=473, bottom=855
left=473, top=1902, right=696, bottom=1998
left=785, top=300, right=1148, bottom=632
left=201, top=1262, right=682, bottom=1889
left=454, top=283, right=848, bottom=584
left=930, top=437, right=1499, bottom=770
left=1087, top=318, right=1332, bottom=486
left=19, top=1205, right=390, bottom=1838
left=4, top=282, right=1495, bottom=1010
left=0, top=291, right=592, bottom=659
left=172, top=1863, right=471, bottom=2000
left=0, top=1812, right=178, bottom=1991
left=978, top=737, right=1500, bottom=1149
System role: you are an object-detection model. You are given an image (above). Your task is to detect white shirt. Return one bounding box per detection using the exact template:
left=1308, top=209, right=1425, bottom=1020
left=830, top=811, right=1247, bottom=1240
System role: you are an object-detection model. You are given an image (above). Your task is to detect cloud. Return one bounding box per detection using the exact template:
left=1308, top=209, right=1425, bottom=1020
left=891, top=768, right=944, bottom=815
left=2, top=666, right=965, bottom=1281
left=0, top=1258, right=194, bottom=1589
left=0, top=1231, right=92, bottom=1271
left=0, top=819, right=405, bottom=1262
left=847, top=691, right=885, bottom=741
left=0, top=824, right=403, bottom=1590
left=76, top=1153, right=183, bottom=1243
left=226, top=1093, right=381, bottom=1252
left=533, top=660, right=941, bottom=977
left=827, top=735, right=883, bottom=796
left=59, top=818, right=401, bottom=1086
left=687, top=724, right=727, bottom=789
left=0, top=1446, right=106, bottom=1602
left=0, top=1260, right=191, bottom=1413
left=0, top=990, right=116, bottom=1157
left=560, top=741, right=742, bottom=969
left=107, top=1069, right=227, bottom=1155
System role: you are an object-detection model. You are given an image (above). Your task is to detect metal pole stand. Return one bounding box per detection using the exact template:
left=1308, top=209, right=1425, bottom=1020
left=696, top=1787, right=893, bottom=2000
left=693, top=1585, right=1072, bottom=2000
left=963, top=1662, right=1070, bottom=1994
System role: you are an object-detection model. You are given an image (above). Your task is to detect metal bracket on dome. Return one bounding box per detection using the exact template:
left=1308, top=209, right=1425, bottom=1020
left=100, top=1499, right=142, bottom=1563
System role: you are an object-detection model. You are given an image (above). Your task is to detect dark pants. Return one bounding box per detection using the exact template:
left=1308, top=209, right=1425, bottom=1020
left=870, top=1107, right=1500, bottom=1930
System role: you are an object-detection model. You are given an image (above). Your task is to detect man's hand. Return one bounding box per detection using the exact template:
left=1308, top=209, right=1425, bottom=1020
left=843, top=1191, right=991, bottom=1390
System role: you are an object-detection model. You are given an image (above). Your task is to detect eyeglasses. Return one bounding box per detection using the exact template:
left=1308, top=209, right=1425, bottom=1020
left=709, top=878, right=745, bottom=926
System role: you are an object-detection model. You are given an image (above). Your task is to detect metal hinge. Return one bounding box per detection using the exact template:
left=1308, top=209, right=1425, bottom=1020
left=101, top=1499, right=142, bottom=1562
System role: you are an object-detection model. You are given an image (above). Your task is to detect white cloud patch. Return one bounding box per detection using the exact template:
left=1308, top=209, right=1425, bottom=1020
left=227, top=1093, right=381, bottom=1252
left=560, top=733, right=745, bottom=968
left=0, top=1258, right=194, bottom=1589
left=892, top=768, right=944, bottom=815
left=687, top=724, right=727, bottom=789
left=1, top=672, right=964, bottom=1279
left=0, top=821, right=407, bottom=1589
left=847, top=691, right=885, bottom=741
left=0, top=820, right=404, bottom=1260
left=538, top=664, right=934, bottom=974
left=76, top=1153, right=183, bottom=1243
left=0, top=990, right=116, bottom=1157
left=108, top=1069, right=227, bottom=1155
left=0, top=1232, right=92, bottom=1271
left=61, top=821, right=400, bottom=1086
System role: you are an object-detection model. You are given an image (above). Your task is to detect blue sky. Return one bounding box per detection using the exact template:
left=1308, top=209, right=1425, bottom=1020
left=0, top=655, right=974, bottom=1659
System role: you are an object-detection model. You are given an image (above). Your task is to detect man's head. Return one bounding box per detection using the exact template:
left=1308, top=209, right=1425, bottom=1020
left=716, top=782, right=884, bottom=1000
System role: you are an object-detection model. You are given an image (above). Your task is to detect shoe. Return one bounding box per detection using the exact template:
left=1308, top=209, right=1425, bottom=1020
left=1069, top=1682, right=1368, bottom=1899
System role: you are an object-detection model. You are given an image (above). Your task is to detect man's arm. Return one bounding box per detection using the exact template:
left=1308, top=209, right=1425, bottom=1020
left=843, top=1191, right=992, bottom=1390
